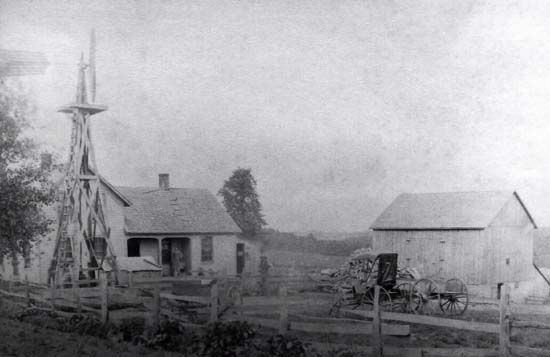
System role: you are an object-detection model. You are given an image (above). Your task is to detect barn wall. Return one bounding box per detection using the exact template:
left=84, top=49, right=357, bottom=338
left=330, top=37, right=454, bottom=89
left=484, top=227, right=534, bottom=283
left=373, top=226, right=534, bottom=285
left=489, top=195, right=533, bottom=228
left=374, top=230, right=484, bottom=283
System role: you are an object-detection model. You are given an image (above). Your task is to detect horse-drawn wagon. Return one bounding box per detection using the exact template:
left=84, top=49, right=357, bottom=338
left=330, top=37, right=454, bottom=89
left=328, top=251, right=469, bottom=316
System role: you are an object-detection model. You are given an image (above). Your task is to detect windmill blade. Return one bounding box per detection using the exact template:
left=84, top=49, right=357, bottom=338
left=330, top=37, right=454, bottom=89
left=89, top=29, right=96, bottom=102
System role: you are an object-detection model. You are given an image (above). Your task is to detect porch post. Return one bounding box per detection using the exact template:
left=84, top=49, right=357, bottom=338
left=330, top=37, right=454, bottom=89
left=158, top=238, right=163, bottom=266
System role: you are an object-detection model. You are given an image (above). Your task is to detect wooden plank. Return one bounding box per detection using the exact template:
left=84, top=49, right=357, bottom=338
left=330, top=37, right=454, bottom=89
left=24, top=275, right=30, bottom=307
left=161, top=293, right=209, bottom=305
left=50, top=277, right=56, bottom=311
left=499, top=285, right=510, bottom=357
left=342, top=309, right=499, bottom=334
left=279, top=286, right=288, bottom=334
left=153, top=282, right=160, bottom=330
left=509, top=345, right=550, bottom=357
left=373, top=285, right=383, bottom=357
left=306, top=342, right=499, bottom=357
left=210, top=282, right=218, bottom=323
left=511, top=320, right=550, bottom=330
left=225, top=316, right=409, bottom=336
left=100, top=272, right=108, bottom=324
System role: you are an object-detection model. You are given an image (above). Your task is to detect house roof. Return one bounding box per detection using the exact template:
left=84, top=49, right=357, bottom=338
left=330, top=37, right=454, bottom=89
left=116, top=186, right=241, bottom=234
left=370, top=191, right=537, bottom=230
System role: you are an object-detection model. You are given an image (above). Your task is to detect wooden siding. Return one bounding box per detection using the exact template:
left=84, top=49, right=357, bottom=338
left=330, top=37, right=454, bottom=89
left=489, top=195, right=532, bottom=228
left=373, top=228, right=533, bottom=284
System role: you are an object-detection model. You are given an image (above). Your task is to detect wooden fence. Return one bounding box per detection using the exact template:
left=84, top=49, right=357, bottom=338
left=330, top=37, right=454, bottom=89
left=3, top=277, right=550, bottom=357
left=343, top=285, right=550, bottom=357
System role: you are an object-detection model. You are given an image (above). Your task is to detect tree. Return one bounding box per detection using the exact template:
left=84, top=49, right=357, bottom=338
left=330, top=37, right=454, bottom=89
left=218, top=168, right=266, bottom=237
left=0, top=79, right=57, bottom=277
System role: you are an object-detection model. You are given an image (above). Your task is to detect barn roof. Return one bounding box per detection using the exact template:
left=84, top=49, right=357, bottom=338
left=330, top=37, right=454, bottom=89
left=116, top=186, right=241, bottom=234
left=370, top=191, right=537, bottom=230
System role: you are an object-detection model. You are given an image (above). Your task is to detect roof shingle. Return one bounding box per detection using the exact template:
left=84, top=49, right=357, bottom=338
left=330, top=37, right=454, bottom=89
left=117, top=186, right=241, bottom=234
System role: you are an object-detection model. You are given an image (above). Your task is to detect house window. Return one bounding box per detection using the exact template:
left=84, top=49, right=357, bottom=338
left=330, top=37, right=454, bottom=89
left=93, top=238, right=107, bottom=259
left=201, top=236, right=213, bottom=262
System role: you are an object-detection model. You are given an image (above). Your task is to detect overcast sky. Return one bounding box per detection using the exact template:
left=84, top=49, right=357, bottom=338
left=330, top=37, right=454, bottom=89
left=3, top=0, right=550, bottom=232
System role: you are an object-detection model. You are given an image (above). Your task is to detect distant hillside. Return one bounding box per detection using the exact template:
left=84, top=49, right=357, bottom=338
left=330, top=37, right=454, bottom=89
left=259, top=229, right=372, bottom=256
left=295, top=231, right=373, bottom=241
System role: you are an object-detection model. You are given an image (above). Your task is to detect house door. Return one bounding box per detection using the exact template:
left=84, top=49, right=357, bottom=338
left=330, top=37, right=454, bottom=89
left=236, top=243, right=245, bottom=274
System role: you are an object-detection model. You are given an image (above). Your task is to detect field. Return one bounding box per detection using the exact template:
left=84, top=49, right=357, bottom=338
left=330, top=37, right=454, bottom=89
left=264, top=248, right=346, bottom=274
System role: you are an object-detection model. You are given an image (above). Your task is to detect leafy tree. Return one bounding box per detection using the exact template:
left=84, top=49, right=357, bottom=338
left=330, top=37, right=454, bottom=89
left=218, top=168, right=266, bottom=237
left=0, top=79, right=57, bottom=277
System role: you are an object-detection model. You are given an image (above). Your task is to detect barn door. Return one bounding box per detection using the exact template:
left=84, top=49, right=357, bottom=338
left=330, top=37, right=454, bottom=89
left=236, top=243, right=245, bottom=275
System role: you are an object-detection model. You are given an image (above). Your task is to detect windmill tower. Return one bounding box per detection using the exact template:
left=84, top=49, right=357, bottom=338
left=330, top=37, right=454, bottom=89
left=48, top=30, right=118, bottom=285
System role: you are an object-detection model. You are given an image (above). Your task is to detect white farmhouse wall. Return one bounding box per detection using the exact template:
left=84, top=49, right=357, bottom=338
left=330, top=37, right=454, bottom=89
left=189, top=235, right=259, bottom=275
left=101, top=186, right=127, bottom=257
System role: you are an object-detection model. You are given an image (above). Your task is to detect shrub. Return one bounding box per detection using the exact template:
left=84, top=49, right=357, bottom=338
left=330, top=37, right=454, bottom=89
left=192, top=321, right=256, bottom=356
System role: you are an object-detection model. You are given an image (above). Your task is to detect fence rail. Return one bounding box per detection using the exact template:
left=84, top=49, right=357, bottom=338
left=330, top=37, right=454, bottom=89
left=2, top=277, right=550, bottom=357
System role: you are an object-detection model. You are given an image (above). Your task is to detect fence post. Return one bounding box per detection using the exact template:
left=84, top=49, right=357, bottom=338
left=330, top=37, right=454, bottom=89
left=50, top=276, right=56, bottom=311
left=100, top=271, right=109, bottom=324
left=71, top=268, right=81, bottom=314
left=499, top=284, right=511, bottom=357
left=153, top=280, right=160, bottom=330
left=373, top=285, right=383, bottom=357
left=239, top=274, right=244, bottom=319
left=210, top=281, right=219, bottom=323
left=279, top=285, right=288, bottom=334
left=25, top=275, right=30, bottom=307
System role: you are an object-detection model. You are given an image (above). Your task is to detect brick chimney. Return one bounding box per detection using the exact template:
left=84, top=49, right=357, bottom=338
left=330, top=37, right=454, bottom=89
left=159, top=173, right=170, bottom=190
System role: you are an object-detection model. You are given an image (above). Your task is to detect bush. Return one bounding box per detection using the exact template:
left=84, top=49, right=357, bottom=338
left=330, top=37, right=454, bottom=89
left=15, top=309, right=114, bottom=338
left=117, top=317, right=146, bottom=344
left=191, top=321, right=256, bottom=356
left=144, top=319, right=188, bottom=351
left=255, top=334, right=319, bottom=357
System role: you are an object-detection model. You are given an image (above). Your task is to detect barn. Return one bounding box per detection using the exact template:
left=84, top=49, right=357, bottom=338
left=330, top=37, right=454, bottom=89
left=371, top=191, right=537, bottom=297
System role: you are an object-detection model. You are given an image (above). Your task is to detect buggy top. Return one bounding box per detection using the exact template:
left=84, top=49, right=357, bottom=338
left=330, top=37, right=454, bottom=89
left=351, top=250, right=396, bottom=262
left=350, top=250, right=398, bottom=289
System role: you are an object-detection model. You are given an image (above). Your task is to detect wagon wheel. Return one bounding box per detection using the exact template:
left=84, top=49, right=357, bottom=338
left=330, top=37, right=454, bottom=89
left=361, top=286, right=393, bottom=312
left=439, top=278, right=469, bottom=316
left=328, top=285, right=352, bottom=317
left=411, top=279, right=439, bottom=315
left=395, top=282, right=413, bottom=313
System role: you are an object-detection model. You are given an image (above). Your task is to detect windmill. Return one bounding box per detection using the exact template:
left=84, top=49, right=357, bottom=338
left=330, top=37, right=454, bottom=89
left=48, top=30, right=118, bottom=285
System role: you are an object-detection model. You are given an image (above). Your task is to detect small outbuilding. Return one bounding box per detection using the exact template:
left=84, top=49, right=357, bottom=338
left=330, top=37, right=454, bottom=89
left=107, top=256, right=162, bottom=286
left=371, top=191, right=537, bottom=294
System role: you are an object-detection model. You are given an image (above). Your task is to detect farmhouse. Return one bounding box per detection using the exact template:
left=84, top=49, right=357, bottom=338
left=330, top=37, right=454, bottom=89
left=1, top=173, right=260, bottom=283
left=371, top=191, right=537, bottom=297
left=102, top=173, right=260, bottom=278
